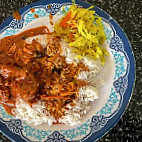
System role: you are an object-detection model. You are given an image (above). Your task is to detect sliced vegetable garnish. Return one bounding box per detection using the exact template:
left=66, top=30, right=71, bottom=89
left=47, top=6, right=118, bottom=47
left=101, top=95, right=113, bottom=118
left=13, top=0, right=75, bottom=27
left=54, top=4, right=109, bottom=64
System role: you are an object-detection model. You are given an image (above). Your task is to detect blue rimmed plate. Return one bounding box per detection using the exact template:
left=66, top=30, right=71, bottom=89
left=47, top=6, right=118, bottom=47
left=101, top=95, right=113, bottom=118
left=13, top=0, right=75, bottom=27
left=0, top=0, right=135, bottom=141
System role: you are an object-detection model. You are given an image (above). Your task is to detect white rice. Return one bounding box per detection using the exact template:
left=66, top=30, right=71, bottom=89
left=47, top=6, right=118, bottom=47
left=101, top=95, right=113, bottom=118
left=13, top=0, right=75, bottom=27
left=15, top=99, right=56, bottom=126
left=59, top=85, right=98, bottom=126
left=59, top=39, right=102, bottom=125
left=25, top=35, right=48, bottom=47
left=15, top=35, right=104, bottom=126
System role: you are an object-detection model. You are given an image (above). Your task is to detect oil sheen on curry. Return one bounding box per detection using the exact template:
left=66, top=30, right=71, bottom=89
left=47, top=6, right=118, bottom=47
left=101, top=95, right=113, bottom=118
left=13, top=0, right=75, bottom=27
left=0, top=26, right=88, bottom=120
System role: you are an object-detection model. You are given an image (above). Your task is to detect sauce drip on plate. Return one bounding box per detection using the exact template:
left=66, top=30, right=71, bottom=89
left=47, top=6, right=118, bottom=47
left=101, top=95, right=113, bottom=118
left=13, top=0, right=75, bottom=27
left=12, top=11, right=21, bottom=20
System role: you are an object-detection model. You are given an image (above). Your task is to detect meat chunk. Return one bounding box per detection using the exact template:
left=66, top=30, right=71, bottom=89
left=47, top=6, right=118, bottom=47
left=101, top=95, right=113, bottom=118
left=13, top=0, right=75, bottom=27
left=10, top=74, right=39, bottom=102
left=0, top=65, right=26, bottom=79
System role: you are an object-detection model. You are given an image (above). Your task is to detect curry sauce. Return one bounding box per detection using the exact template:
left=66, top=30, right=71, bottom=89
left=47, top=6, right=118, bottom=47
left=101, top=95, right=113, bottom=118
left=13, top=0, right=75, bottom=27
left=0, top=26, right=88, bottom=119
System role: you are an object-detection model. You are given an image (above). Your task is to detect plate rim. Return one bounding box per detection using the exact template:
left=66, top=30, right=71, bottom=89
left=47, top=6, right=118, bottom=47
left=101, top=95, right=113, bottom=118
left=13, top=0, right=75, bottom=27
left=0, top=0, right=135, bottom=142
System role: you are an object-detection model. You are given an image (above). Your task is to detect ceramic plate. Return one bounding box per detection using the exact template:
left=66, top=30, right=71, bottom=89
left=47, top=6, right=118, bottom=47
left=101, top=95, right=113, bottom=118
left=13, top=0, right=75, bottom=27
left=0, top=0, right=135, bottom=141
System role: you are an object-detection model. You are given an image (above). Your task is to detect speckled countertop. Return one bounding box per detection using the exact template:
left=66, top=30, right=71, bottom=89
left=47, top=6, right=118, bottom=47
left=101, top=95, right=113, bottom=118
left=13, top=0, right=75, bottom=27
left=0, top=0, right=142, bottom=142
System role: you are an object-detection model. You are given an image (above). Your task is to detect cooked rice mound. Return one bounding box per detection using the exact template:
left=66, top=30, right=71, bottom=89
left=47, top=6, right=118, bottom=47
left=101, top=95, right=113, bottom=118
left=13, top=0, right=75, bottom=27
left=15, top=99, right=56, bottom=126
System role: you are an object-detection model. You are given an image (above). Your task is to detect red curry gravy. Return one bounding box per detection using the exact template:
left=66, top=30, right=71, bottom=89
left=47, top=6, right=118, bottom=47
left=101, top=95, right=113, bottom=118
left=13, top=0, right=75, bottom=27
left=0, top=26, right=88, bottom=119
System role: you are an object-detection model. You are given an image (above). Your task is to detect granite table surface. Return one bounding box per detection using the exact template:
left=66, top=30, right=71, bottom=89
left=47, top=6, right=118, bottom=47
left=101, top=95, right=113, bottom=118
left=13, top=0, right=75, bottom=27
left=0, top=0, right=141, bottom=142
